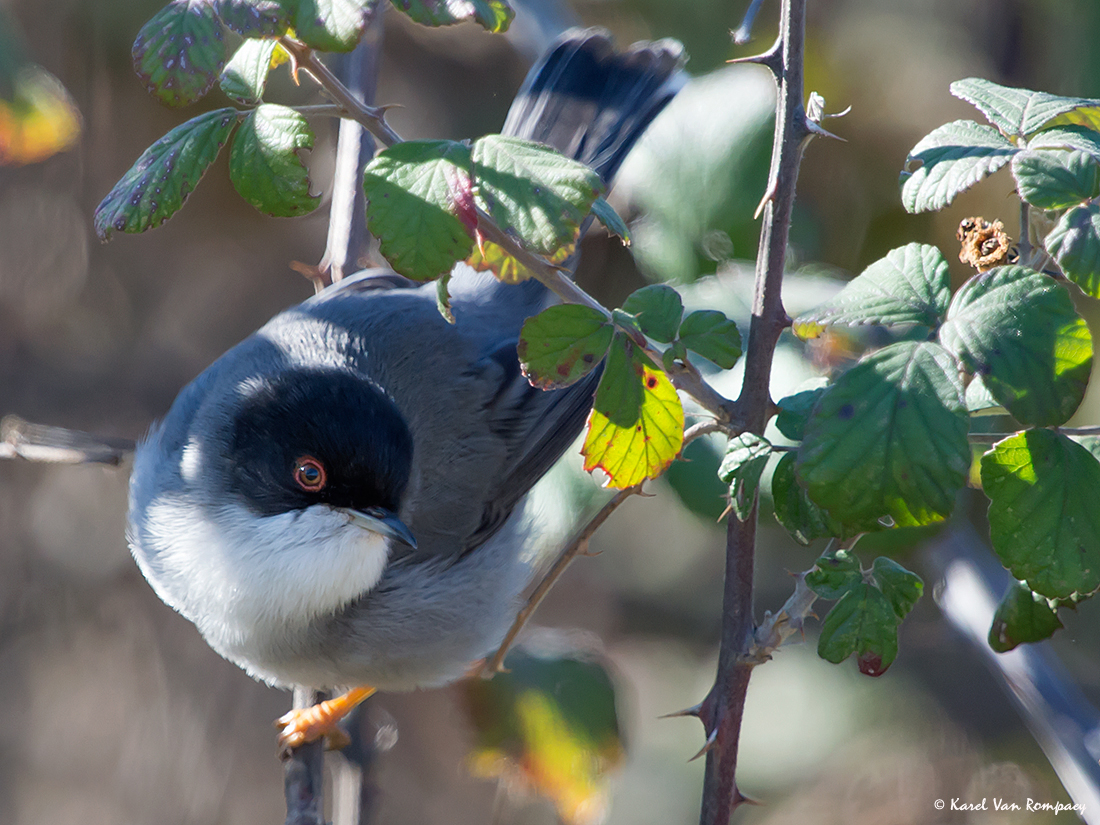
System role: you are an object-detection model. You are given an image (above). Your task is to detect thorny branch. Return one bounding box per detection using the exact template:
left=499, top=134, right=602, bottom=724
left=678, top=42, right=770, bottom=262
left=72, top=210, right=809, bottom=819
left=698, top=0, right=819, bottom=823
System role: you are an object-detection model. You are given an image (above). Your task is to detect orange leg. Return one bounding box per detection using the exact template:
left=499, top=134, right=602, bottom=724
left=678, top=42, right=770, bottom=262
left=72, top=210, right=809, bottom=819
left=275, top=685, right=377, bottom=751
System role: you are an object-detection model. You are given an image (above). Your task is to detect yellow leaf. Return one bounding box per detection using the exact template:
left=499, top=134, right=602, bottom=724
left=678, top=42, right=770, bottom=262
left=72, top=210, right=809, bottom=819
left=583, top=337, right=684, bottom=488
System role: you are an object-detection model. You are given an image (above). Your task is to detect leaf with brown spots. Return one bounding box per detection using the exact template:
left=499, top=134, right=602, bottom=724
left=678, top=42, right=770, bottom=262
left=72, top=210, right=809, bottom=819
left=517, top=305, right=612, bottom=389
left=583, top=335, right=684, bottom=489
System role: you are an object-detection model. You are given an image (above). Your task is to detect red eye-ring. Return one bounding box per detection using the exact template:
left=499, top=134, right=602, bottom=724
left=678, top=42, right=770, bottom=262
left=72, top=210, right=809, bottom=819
left=293, top=456, right=327, bottom=492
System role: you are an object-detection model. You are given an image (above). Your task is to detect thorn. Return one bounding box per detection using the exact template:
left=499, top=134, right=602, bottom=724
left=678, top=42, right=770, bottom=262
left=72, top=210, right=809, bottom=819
left=805, top=118, right=846, bottom=142
left=754, top=180, right=777, bottom=220
left=717, top=502, right=733, bottom=523
left=688, top=727, right=718, bottom=762
left=733, top=790, right=761, bottom=809
left=659, top=702, right=703, bottom=720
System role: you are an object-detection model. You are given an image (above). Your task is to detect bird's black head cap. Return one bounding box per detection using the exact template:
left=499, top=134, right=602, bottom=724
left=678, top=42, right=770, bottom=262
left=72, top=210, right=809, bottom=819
left=222, top=368, right=413, bottom=518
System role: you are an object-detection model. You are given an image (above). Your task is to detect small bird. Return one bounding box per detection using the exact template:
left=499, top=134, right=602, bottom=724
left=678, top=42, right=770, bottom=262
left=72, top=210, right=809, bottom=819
left=126, top=29, right=684, bottom=748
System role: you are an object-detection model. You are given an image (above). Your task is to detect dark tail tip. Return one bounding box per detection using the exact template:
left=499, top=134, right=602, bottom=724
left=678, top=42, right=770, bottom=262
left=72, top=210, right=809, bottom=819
left=502, top=28, right=686, bottom=185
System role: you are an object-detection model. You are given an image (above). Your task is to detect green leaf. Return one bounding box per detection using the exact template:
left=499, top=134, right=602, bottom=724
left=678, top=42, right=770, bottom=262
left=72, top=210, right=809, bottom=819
left=390, top=0, right=513, bottom=32
left=1026, top=125, right=1100, bottom=158
left=583, top=336, right=684, bottom=489
left=295, top=0, right=380, bottom=52
left=1012, top=148, right=1100, bottom=210
left=472, top=135, right=602, bottom=256
left=951, top=78, right=1100, bottom=138
left=591, top=196, right=630, bottom=245
left=793, top=243, right=951, bottom=337
left=220, top=37, right=279, bottom=104
left=363, top=139, right=475, bottom=281
left=772, top=453, right=835, bottom=545
left=939, top=266, right=1092, bottom=426
left=775, top=383, right=827, bottom=442
left=132, top=0, right=226, bottom=108
left=517, top=304, right=613, bottom=390
left=94, top=108, right=238, bottom=240
left=1046, top=202, right=1100, bottom=298
left=717, top=433, right=771, bottom=522
left=213, top=0, right=293, bottom=36
left=981, top=429, right=1100, bottom=600
left=229, top=103, right=319, bottom=217
left=621, top=285, right=682, bottom=344
left=900, top=120, right=1017, bottom=213
left=678, top=310, right=742, bottom=369
left=988, top=580, right=1064, bottom=652
left=871, top=557, right=923, bottom=619
left=797, top=341, right=971, bottom=529
left=805, top=547, right=862, bottom=599
left=817, top=583, right=899, bottom=676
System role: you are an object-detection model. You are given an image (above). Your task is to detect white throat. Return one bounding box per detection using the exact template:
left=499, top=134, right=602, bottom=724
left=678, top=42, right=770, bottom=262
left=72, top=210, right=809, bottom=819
left=131, top=497, right=390, bottom=665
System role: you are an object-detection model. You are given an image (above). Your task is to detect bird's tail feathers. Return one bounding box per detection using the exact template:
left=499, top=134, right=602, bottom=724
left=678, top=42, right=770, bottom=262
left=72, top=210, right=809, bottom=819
left=502, top=28, right=686, bottom=186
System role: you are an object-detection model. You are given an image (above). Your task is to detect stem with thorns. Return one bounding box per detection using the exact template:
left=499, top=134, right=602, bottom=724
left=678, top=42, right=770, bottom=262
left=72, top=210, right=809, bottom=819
left=698, top=0, right=814, bottom=821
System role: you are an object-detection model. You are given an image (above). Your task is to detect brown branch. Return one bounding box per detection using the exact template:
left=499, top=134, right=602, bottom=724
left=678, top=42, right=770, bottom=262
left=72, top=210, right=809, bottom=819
left=699, top=0, right=815, bottom=822
left=480, top=486, right=641, bottom=676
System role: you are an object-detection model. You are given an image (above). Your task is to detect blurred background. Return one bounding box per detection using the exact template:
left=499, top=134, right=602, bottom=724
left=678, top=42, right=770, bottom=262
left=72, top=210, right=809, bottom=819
left=2, top=0, right=1100, bottom=823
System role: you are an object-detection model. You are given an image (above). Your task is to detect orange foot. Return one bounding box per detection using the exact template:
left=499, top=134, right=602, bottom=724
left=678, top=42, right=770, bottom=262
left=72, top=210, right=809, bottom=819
left=275, top=685, right=377, bottom=752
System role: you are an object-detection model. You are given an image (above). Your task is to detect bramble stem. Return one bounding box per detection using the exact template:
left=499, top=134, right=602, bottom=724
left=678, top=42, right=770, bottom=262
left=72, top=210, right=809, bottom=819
left=699, top=0, right=814, bottom=822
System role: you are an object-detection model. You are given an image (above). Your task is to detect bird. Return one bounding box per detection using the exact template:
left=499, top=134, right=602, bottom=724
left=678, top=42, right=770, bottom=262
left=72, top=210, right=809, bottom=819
left=126, top=28, right=685, bottom=749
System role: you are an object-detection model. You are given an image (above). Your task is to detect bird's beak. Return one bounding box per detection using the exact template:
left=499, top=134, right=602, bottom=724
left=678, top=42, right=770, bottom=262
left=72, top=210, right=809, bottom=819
left=341, top=507, right=418, bottom=549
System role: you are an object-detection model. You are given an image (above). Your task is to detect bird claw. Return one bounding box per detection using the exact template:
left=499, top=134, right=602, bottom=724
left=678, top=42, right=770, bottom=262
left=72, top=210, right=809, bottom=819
left=275, top=685, right=376, bottom=754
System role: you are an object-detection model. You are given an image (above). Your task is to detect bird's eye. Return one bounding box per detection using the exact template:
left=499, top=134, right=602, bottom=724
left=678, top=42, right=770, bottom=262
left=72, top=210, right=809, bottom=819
left=293, top=456, right=327, bottom=492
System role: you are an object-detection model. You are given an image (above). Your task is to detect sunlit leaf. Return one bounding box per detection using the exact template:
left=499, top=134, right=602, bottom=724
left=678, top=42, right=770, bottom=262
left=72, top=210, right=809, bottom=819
left=362, top=139, right=475, bottom=281
left=229, top=103, right=319, bottom=216
left=220, top=37, right=279, bottom=104
left=517, top=304, right=612, bottom=389
left=1012, top=148, right=1100, bottom=210
left=981, top=429, right=1100, bottom=600
left=677, top=309, right=742, bottom=369
left=1045, top=202, right=1100, bottom=297
left=1026, top=125, right=1100, bottom=158
left=583, top=336, right=683, bottom=489
left=793, top=243, right=951, bottom=336
left=390, top=0, right=514, bottom=33
left=473, top=134, right=602, bottom=256
left=621, top=284, right=682, bottom=344
left=94, top=107, right=238, bottom=239
left=939, top=266, right=1092, bottom=426
left=988, top=580, right=1064, bottom=653
left=466, top=239, right=572, bottom=284
left=717, top=433, right=771, bottom=521
left=951, top=77, right=1100, bottom=138
left=900, top=120, right=1016, bottom=213
left=797, top=341, right=970, bottom=529
left=295, top=0, right=381, bottom=52
left=133, top=0, right=226, bottom=108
